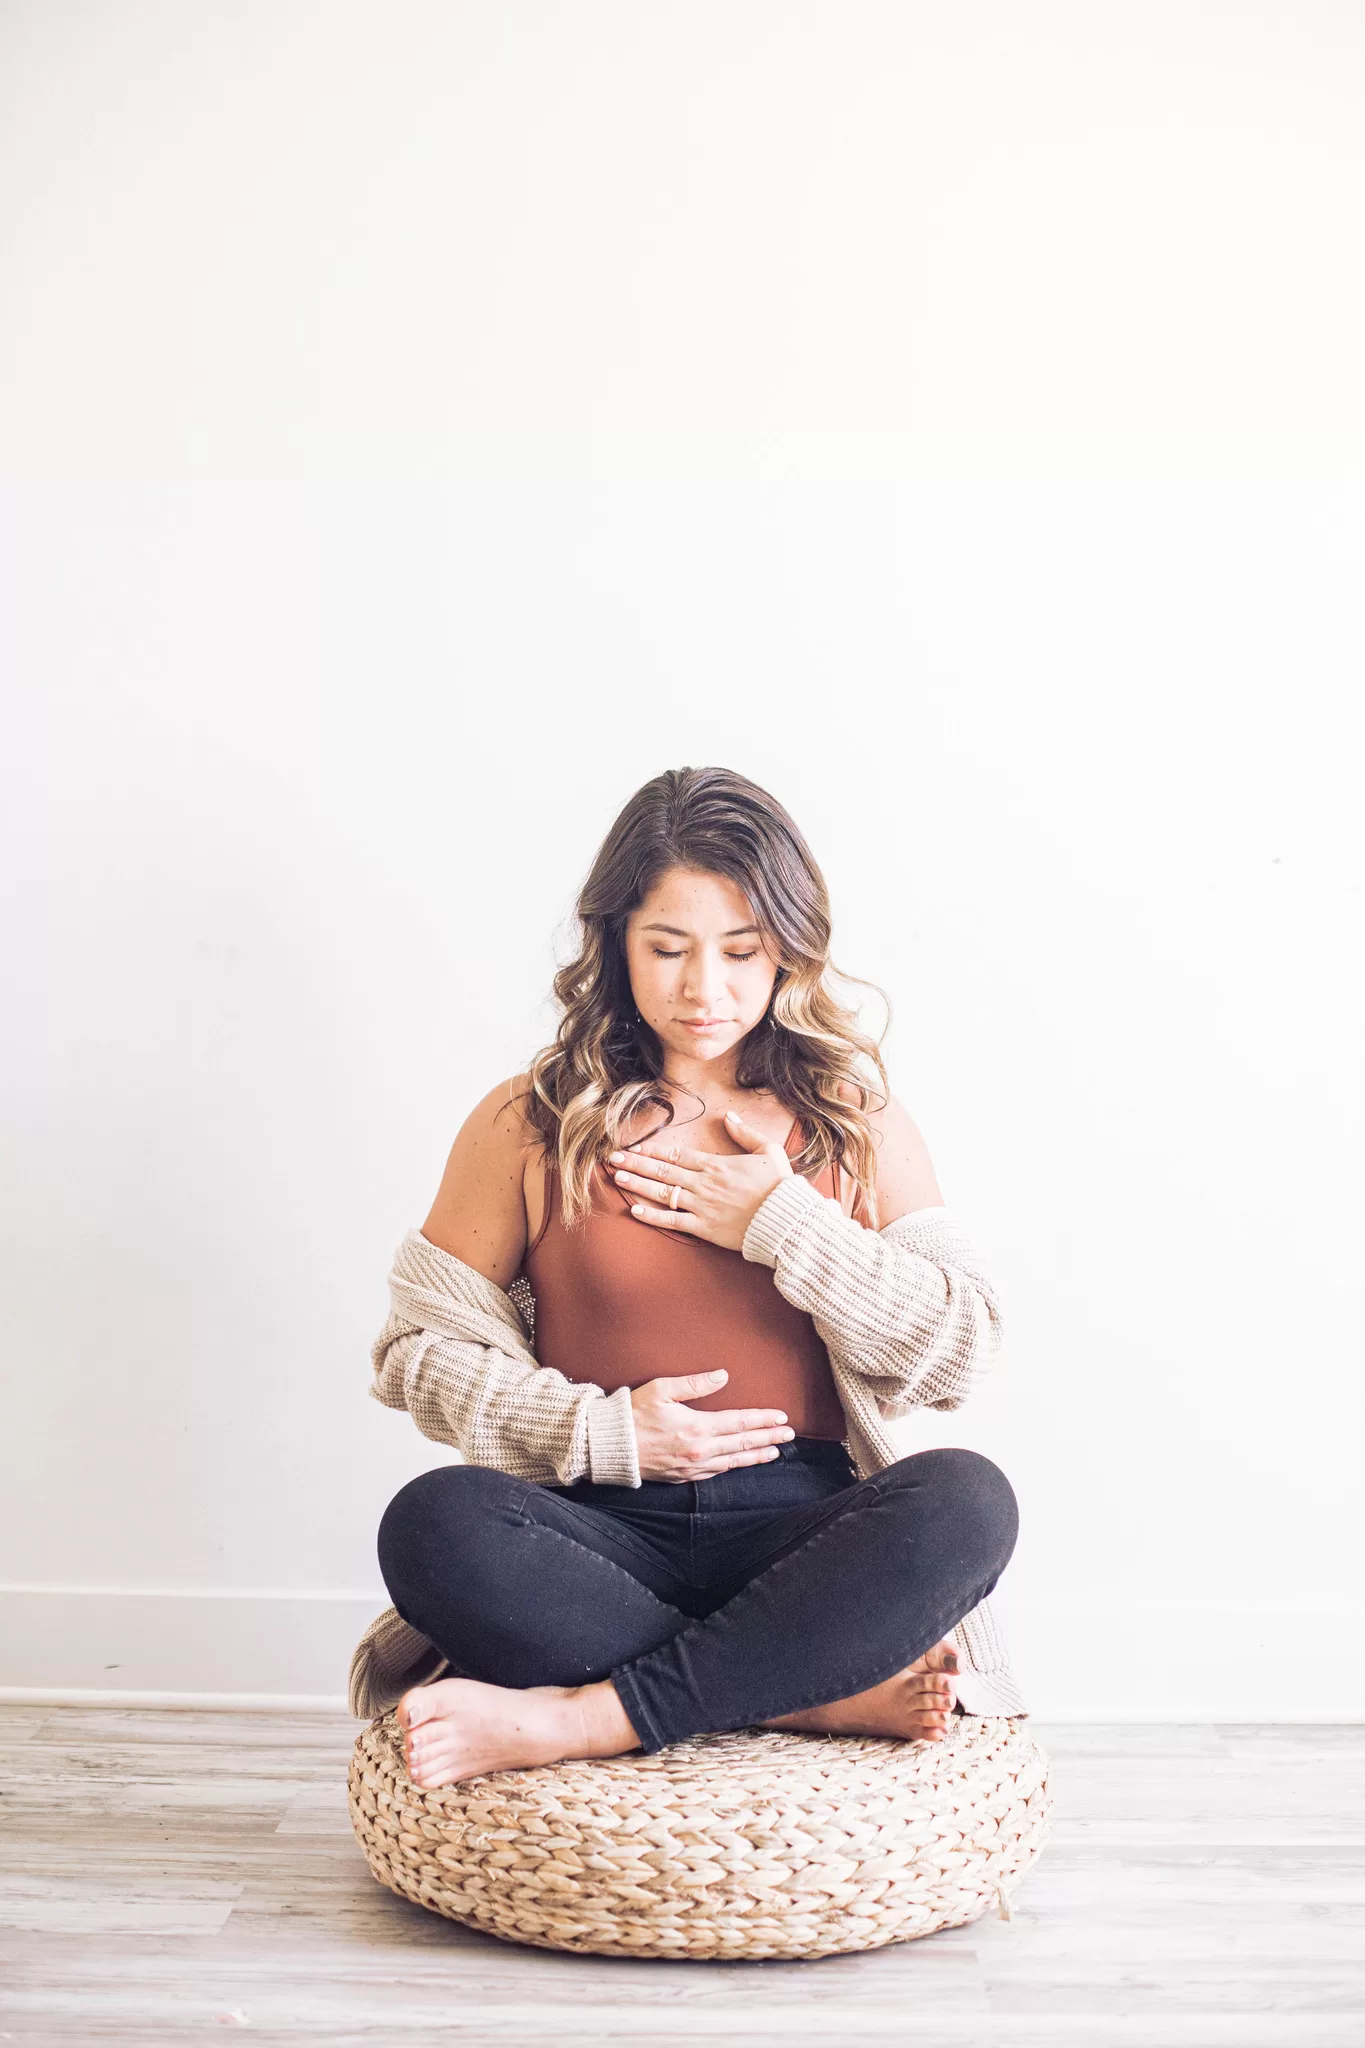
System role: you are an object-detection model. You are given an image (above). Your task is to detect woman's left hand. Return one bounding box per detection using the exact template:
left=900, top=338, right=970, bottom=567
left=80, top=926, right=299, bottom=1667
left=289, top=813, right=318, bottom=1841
left=609, top=1110, right=795, bottom=1251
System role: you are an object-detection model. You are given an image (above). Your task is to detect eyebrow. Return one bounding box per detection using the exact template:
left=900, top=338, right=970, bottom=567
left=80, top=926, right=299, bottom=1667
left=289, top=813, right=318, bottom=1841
left=640, top=923, right=762, bottom=938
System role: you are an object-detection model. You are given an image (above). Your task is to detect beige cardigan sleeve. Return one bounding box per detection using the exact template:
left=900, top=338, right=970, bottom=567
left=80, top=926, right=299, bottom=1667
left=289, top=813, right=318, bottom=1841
left=370, top=1229, right=640, bottom=1487
left=741, top=1177, right=1004, bottom=1414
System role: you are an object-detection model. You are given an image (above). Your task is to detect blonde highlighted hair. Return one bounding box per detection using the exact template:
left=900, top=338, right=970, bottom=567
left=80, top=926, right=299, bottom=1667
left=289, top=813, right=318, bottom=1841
left=516, top=766, right=892, bottom=1230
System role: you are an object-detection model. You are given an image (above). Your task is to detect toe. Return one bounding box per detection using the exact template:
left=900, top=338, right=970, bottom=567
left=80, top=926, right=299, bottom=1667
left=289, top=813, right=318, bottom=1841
left=906, top=1672, right=953, bottom=1699
left=910, top=1670, right=957, bottom=1710
left=404, top=1724, right=450, bottom=1776
left=409, top=1743, right=452, bottom=1787
left=398, top=1686, right=441, bottom=1732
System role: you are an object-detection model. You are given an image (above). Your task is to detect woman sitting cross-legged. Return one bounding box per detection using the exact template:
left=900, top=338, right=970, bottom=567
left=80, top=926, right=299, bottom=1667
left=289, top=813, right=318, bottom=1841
left=355, top=764, right=1025, bottom=1791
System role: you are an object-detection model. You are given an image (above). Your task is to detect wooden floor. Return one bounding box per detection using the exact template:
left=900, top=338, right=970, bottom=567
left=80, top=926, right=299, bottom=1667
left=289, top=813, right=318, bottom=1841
left=1, top=1707, right=1362, bottom=2046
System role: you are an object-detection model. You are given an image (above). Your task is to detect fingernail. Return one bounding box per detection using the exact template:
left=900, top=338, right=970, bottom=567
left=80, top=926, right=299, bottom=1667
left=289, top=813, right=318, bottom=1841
left=609, top=1151, right=623, bottom=1162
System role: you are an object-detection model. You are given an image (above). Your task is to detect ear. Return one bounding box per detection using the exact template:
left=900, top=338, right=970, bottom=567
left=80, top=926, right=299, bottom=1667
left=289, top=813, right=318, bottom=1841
left=723, top=1108, right=769, bottom=1153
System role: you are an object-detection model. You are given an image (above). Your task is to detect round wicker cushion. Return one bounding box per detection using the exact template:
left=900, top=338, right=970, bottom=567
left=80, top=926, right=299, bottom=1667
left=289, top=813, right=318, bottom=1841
left=349, top=1710, right=1052, bottom=1961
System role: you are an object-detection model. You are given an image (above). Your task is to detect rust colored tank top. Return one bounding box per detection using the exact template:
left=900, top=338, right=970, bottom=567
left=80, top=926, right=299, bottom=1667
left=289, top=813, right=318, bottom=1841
left=522, top=1116, right=847, bottom=1440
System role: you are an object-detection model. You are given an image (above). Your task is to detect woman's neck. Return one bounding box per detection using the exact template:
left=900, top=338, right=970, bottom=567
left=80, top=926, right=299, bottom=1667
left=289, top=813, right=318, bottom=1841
left=658, top=1048, right=743, bottom=1101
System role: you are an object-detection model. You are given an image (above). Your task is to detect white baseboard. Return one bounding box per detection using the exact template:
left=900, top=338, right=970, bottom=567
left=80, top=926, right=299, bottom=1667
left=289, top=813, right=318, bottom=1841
left=0, top=1686, right=350, bottom=1711
left=997, top=1596, right=1365, bottom=1720
left=3, top=1586, right=1362, bottom=1719
left=0, top=1586, right=382, bottom=1700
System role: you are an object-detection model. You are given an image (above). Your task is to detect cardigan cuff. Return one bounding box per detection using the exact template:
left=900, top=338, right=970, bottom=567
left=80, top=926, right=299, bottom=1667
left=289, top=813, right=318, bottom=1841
left=741, top=1172, right=829, bottom=1267
left=585, top=1383, right=642, bottom=1488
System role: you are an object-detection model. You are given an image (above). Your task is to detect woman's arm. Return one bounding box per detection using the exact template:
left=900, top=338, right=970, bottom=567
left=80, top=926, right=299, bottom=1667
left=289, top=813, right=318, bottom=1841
left=741, top=1180, right=1003, bottom=1412
left=850, top=1091, right=946, bottom=1225
left=369, top=1252, right=641, bottom=1486
left=418, top=1075, right=534, bottom=1289
left=750, top=1089, right=1001, bottom=1412
left=371, top=1079, right=641, bottom=1486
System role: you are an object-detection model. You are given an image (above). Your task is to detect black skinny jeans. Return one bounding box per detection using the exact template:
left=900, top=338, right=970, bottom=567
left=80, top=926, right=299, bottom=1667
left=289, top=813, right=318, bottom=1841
left=377, top=1438, right=1018, bottom=1754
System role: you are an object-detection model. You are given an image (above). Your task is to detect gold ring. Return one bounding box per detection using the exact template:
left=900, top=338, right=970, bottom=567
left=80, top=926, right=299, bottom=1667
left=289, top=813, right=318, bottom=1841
left=668, top=1181, right=681, bottom=1210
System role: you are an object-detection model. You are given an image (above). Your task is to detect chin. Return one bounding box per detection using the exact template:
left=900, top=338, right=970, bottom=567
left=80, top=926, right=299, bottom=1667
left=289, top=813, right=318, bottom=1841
left=666, top=1028, right=741, bottom=1056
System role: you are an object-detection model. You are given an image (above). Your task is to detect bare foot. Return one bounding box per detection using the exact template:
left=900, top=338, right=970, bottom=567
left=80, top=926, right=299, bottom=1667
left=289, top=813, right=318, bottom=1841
left=396, top=1676, right=640, bottom=1790
left=760, top=1639, right=961, bottom=1743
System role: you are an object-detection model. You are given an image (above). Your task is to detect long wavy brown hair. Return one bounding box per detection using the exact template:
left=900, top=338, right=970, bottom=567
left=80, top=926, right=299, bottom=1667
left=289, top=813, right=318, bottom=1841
left=517, top=766, right=892, bottom=1230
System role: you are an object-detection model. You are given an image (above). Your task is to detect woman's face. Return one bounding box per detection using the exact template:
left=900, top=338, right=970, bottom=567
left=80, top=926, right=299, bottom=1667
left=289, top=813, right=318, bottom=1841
left=623, top=866, right=782, bottom=1068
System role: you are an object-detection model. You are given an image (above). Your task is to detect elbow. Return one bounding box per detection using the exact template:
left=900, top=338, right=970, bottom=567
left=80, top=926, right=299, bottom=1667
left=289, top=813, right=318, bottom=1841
left=945, top=1291, right=1004, bottom=1394
left=884, top=1293, right=1003, bottom=1413
left=369, top=1377, right=405, bottom=1415
left=951, top=1275, right=1003, bottom=1373
left=369, top=1323, right=430, bottom=1416
left=369, top=1344, right=407, bottom=1412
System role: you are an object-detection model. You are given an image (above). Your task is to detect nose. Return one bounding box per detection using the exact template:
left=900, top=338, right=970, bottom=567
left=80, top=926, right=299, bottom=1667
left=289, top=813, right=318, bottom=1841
left=681, top=947, right=727, bottom=1007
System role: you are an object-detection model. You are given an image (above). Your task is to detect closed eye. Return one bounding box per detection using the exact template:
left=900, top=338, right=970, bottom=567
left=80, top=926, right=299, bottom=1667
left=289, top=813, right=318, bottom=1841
left=651, top=948, right=759, bottom=962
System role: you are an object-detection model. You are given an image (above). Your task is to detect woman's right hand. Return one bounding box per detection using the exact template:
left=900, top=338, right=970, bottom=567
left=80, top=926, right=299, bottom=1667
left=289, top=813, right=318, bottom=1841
left=629, top=1370, right=796, bottom=1482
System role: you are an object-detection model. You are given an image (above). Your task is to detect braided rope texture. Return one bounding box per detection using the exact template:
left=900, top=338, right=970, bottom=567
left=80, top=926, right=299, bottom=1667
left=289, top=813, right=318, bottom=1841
left=348, top=1710, right=1053, bottom=1961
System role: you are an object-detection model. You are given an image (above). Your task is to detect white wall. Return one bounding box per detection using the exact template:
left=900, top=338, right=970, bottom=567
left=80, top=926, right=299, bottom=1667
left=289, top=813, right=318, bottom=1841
left=3, top=1, right=1361, bottom=1716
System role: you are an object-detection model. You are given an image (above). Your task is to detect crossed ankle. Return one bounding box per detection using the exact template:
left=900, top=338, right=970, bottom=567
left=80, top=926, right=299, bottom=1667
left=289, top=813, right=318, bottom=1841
left=566, top=1680, right=642, bottom=1759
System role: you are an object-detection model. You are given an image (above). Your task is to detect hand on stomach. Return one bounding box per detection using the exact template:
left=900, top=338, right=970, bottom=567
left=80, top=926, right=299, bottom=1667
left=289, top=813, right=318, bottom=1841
left=630, top=1369, right=794, bottom=1481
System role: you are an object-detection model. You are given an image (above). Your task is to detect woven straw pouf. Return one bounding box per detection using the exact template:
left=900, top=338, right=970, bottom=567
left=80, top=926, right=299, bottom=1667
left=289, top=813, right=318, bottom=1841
left=348, top=1709, right=1052, bottom=1961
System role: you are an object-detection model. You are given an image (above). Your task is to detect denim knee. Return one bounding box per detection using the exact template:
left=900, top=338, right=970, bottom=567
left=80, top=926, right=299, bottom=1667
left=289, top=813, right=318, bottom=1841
left=879, top=1447, right=1019, bottom=1576
left=376, top=1461, right=521, bottom=1604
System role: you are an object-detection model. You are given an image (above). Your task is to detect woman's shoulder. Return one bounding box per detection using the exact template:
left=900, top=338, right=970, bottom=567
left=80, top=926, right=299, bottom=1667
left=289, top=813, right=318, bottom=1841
left=418, top=1074, right=544, bottom=1289
left=441, top=1072, right=545, bottom=1167
left=487, top=1071, right=544, bottom=1146
left=829, top=1078, right=945, bottom=1224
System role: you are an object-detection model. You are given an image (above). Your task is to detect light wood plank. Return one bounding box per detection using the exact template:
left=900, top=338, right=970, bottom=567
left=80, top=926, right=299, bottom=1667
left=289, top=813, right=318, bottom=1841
left=980, top=1954, right=1365, bottom=2014
left=4, top=1987, right=1365, bottom=2046
left=274, top=1784, right=355, bottom=1834
left=1216, top=1725, right=1365, bottom=1761
left=1029, top=1723, right=1237, bottom=1759
left=1049, top=1818, right=1365, bottom=1847
left=0, top=1739, right=343, bottom=1783
left=4, top=1712, right=1365, bottom=2047
left=0, top=1870, right=243, bottom=1934
left=0, top=1714, right=44, bottom=1742
left=24, top=1707, right=362, bottom=1751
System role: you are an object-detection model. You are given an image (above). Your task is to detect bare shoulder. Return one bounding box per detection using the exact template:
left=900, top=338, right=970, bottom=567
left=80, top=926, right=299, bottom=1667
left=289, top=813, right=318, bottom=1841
left=834, top=1078, right=945, bottom=1227
left=418, top=1073, right=540, bottom=1288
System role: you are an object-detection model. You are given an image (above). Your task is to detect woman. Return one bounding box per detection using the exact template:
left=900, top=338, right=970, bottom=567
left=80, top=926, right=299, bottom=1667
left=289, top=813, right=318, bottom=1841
left=355, top=766, right=1024, bottom=1791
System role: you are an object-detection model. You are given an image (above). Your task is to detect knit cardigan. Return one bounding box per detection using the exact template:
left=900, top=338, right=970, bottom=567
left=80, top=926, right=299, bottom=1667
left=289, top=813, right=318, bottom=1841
left=350, top=1175, right=1026, bottom=1721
